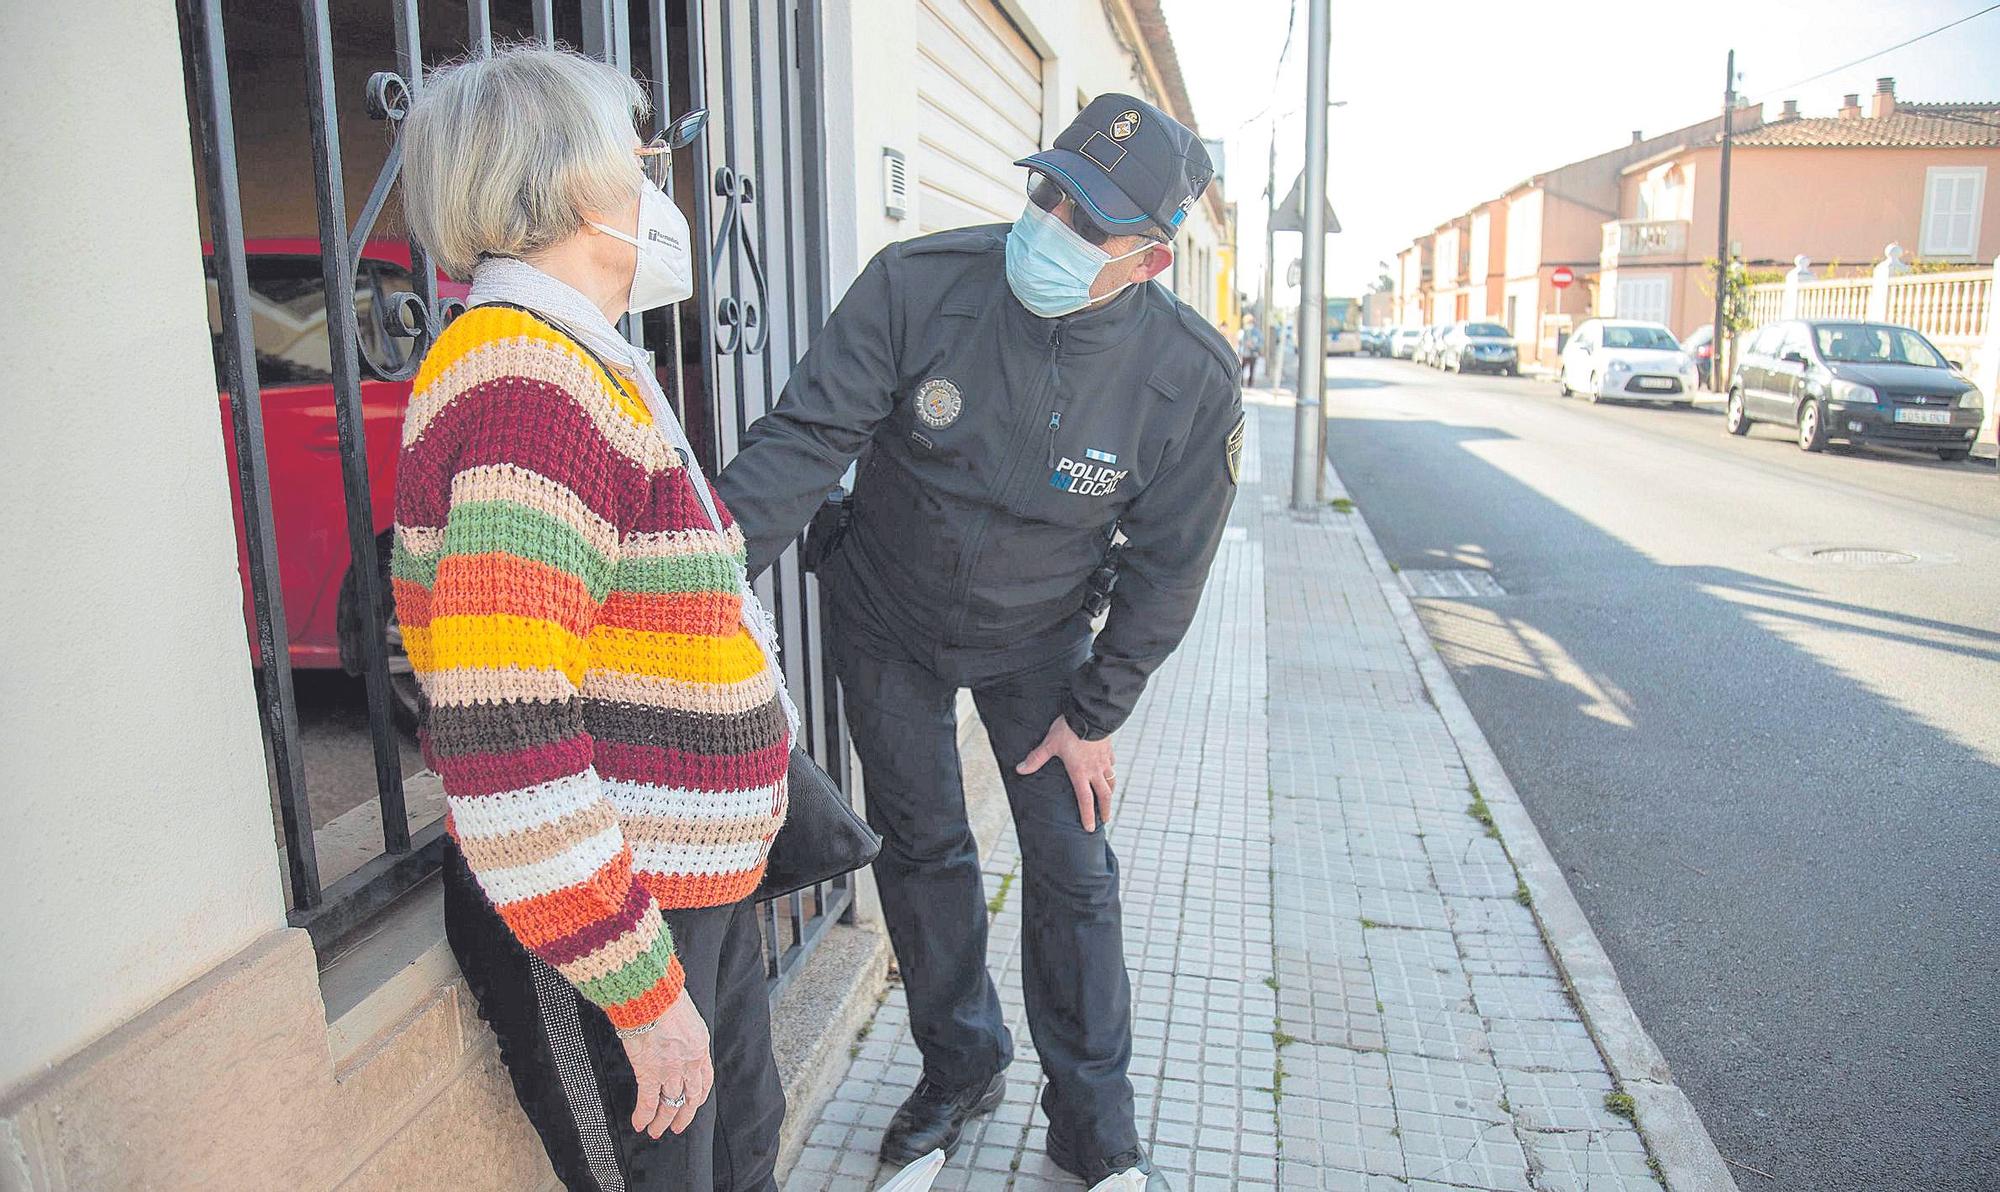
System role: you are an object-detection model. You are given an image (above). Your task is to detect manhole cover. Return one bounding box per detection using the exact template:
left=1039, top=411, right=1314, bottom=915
left=1401, top=569, right=1506, bottom=597
left=1809, top=548, right=1918, bottom=565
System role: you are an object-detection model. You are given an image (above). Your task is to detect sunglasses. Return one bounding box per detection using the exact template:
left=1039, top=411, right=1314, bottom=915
left=1027, top=173, right=1168, bottom=250
left=636, top=108, right=709, bottom=189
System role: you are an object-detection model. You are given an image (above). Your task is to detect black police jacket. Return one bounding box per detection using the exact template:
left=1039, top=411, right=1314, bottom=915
left=716, top=225, right=1243, bottom=739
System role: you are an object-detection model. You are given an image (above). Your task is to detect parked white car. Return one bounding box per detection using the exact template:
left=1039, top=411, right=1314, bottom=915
left=1389, top=327, right=1423, bottom=359
left=1557, top=318, right=1702, bottom=404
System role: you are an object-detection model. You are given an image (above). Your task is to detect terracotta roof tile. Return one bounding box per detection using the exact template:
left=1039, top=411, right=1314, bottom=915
left=1736, top=103, right=2000, bottom=148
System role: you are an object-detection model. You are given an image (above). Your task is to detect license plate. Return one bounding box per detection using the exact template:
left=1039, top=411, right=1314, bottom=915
left=1636, top=377, right=1674, bottom=390
left=1894, top=408, right=1951, bottom=425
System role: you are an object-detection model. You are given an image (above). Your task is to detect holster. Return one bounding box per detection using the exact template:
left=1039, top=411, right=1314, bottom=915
left=1082, top=527, right=1125, bottom=619
left=801, top=489, right=853, bottom=574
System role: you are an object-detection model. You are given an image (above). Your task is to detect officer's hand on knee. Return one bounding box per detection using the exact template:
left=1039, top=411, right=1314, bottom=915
left=1016, top=716, right=1117, bottom=832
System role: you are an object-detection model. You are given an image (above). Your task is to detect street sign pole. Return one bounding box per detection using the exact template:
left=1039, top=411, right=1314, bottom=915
left=1712, top=48, right=1736, bottom=392
left=1261, top=131, right=1278, bottom=386
left=1290, top=0, right=1330, bottom=510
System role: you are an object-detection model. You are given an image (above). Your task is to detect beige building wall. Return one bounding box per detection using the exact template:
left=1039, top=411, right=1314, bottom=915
left=0, top=0, right=285, bottom=1090
left=827, top=0, right=1225, bottom=308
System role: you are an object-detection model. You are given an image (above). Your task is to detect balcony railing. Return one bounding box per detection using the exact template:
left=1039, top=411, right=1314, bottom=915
left=1602, top=219, right=1689, bottom=266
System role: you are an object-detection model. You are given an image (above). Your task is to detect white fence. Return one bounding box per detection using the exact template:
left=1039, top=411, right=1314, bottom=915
left=1743, top=246, right=1998, bottom=454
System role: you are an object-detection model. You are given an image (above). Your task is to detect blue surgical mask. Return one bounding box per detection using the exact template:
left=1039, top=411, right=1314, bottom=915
left=1004, top=200, right=1160, bottom=319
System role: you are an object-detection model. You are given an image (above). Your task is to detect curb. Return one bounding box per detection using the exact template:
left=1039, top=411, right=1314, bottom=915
left=1320, top=457, right=1741, bottom=1192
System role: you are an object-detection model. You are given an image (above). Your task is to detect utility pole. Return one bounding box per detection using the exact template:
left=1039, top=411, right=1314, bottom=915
left=1290, top=0, right=1330, bottom=509
left=1261, top=131, right=1278, bottom=387
left=1711, top=48, right=1735, bottom=393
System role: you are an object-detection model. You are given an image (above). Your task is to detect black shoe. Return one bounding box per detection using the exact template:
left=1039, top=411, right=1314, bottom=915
left=1047, top=1132, right=1173, bottom=1190
left=877, top=1071, right=1008, bottom=1165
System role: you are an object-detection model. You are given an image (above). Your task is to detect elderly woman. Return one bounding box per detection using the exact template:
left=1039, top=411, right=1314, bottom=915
left=394, top=46, right=789, bottom=1190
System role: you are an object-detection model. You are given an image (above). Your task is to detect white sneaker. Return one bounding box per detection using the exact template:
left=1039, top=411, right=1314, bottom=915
left=1087, top=1171, right=1151, bottom=1192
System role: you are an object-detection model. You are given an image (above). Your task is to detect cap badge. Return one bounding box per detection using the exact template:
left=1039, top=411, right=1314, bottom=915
left=1109, top=109, right=1142, bottom=140
left=915, top=377, right=964, bottom=430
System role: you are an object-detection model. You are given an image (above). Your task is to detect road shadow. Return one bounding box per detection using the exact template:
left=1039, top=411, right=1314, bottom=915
left=1325, top=412, right=2000, bottom=1192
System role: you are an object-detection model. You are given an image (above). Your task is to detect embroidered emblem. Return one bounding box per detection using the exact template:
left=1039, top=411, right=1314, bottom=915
left=1051, top=454, right=1130, bottom=497
left=915, top=377, right=963, bottom=430
left=1226, top=415, right=1245, bottom=484
left=1110, top=109, right=1142, bottom=140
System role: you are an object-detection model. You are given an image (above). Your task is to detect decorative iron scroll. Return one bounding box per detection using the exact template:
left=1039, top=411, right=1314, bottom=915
left=710, top=165, right=770, bottom=356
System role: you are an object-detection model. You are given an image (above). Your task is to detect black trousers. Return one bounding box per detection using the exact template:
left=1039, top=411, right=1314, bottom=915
left=443, top=844, right=785, bottom=1191
left=827, top=585, right=1139, bottom=1163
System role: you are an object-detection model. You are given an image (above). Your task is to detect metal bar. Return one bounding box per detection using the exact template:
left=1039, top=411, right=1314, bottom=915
left=298, top=0, right=412, bottom=852
left=787, top=886, right=806, bottom=956
left=763, top=896, right=781, bottom=981
left=392, top=0, right=443, bottom=361
left=187, top=0, right=320, bottom=910
left=720, top=0, right=751, bottom=441
left=581, top=0, right=629, bottom=69
left=468, top=0, right=493, bottom=53
left=646, top=0, right=689, bottom=428
left=764, top=883, right=850, bottom=1004
left=531, top=0, right=554, bottom=45
left=292, top=820, right=449, bottom=948
left=686, top=0, right=720, bottom=471
left=795, top=0, right=830, bottom=336
left=1291, top=0, right=1330, bottom=511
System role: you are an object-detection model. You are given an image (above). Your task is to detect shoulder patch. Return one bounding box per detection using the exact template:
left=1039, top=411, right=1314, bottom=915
left=1226, top=414, right=1246, bottom=485
left=1173, top=303, right=1242, bottom=379
left=899, top=224, right=1008, bottom=258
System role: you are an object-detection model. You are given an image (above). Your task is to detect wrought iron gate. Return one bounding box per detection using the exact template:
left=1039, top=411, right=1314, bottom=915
left=183, top=0, right=848, bottom=1000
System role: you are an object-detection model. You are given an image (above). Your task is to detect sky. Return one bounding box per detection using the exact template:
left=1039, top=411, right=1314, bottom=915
left=1157, top=0, right=2000, bottom=310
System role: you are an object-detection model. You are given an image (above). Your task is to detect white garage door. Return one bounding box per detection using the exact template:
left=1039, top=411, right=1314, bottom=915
left=915, top=0, right=1044, bottom=233
left=1614, top=275, right=1671, bottom=327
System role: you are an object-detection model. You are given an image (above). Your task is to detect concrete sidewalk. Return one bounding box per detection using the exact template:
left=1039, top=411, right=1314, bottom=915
left=782, top=392, right=1727, bottom=1191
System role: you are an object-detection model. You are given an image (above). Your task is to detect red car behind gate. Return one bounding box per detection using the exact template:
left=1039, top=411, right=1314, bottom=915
left=206, top=239, right=467, bottom=726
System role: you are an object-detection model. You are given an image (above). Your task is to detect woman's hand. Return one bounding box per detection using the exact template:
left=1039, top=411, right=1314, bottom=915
left=1016, top=716, right=1118, bottom=832
left=624, top=990, right=714, bottom=1138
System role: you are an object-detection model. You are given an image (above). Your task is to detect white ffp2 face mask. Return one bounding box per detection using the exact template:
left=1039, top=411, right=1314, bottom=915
left=590, top=182, right=695, bottom=312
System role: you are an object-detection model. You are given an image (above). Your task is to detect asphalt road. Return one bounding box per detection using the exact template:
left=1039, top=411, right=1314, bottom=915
left=1318, top=356, right=1999, bottom=1192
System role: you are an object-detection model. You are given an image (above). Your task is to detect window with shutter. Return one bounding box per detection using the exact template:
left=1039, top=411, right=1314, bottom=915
left=1921, top=166, right=1985, bottom=259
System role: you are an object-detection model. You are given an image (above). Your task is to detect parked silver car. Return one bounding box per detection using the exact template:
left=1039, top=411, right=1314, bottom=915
left=1439, top=322, right=1520, bottom=376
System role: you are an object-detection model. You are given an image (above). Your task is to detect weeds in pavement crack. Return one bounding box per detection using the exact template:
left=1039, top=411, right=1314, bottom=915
left=1604, top=1091, right=1637, bottom=1121
left=986, top=869, right=1016, bottom=916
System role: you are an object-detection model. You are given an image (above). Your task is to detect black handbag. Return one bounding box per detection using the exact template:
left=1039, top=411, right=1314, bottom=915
left=757, top=746, right=881, bottom=900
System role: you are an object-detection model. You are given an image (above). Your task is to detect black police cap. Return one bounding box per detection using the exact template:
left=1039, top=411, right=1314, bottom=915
left=1016, top=93, right=1213, bottom=241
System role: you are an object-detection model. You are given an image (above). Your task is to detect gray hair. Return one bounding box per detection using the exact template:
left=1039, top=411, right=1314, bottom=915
left=401, top=45, right=648, bottom=280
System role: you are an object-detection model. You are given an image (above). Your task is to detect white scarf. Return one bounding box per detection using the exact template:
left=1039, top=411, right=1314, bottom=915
left=466, top=256, right=800, bottom=737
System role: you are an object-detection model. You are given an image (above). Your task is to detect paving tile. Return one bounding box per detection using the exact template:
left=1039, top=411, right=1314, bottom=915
left=1521, top=1122, right=1659, bottom=1190
left=1496, top=1066, right=1621, bottom=1132
left=1395, top=1110, right=1534, bottom=1190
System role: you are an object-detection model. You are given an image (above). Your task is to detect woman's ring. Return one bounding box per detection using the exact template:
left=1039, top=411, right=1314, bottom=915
left=661, top=1092, right=688, bottom=1109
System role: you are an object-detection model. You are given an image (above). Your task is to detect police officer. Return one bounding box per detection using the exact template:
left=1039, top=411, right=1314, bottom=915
left=717, top=94, right=1241, bottom=1190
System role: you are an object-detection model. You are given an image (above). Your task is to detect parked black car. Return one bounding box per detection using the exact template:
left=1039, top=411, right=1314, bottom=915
left=1681, top=323, right=1714, bottom=388
left=1725, top=319, right=1985, bottom=460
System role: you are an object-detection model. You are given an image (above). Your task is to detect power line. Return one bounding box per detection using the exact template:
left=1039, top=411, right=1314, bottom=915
left=1749, top=2, right=2000, bottom=100
left=1232, top=0, right=1302, bottom=134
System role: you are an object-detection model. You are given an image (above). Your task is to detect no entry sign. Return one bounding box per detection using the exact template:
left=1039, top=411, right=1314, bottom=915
left=1551, top=266, right=1575, bottom=289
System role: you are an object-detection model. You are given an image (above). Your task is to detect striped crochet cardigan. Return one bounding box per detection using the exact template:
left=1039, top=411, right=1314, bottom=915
left=392, top=304, right=790, bottom=1027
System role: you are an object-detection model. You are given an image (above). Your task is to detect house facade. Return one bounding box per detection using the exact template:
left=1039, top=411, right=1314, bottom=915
left=0, top=1, right=1226, bottom=1187
left=1600, top=79, right=2000, bottom=338
left=1394, top=112, right=1741, bottom=362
